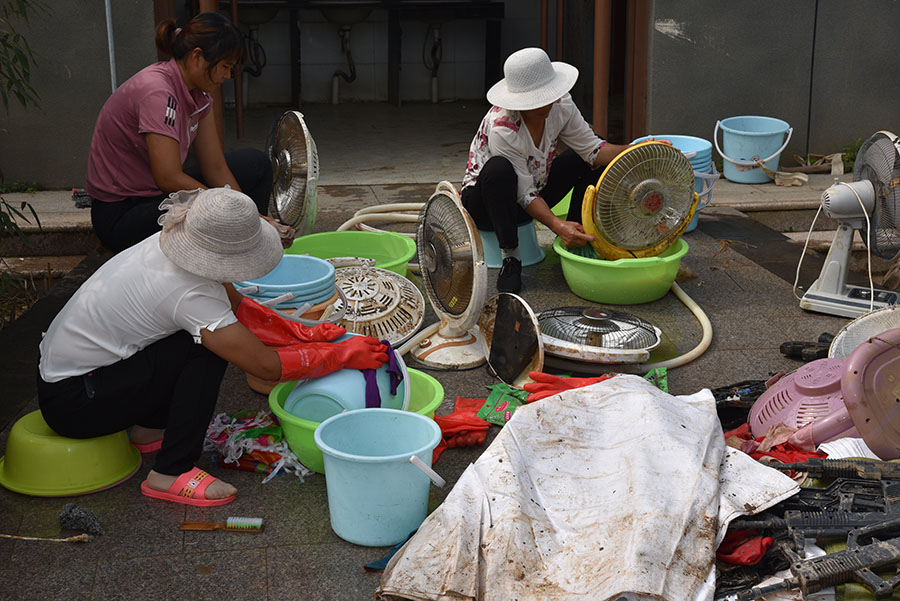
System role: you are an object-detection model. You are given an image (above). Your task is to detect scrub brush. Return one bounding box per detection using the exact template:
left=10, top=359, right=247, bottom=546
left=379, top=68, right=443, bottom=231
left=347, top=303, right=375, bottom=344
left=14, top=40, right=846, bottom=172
left=180, top=517, right=264, bottom=532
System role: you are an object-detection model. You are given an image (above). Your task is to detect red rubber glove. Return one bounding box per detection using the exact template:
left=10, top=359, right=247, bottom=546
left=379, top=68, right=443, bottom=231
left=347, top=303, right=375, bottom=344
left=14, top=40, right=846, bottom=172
left=276, top=336, right=388, bottom=381
left=236, top=296, right=345, bottom=347
left=522, top=371, right=618, bottom=402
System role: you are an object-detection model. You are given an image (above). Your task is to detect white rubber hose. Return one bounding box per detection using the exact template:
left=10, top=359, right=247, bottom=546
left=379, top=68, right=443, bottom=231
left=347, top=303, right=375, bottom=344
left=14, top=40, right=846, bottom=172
left=638, top=282, right=713, bottom=371
left=337, top=203, right=425, bottom=273
left=337, top=212, right=420, bottom=232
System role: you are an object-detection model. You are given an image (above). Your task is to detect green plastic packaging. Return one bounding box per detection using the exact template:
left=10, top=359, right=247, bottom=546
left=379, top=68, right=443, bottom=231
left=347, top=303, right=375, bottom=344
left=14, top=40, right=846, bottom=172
left=477, top=383, right=529, bottom=426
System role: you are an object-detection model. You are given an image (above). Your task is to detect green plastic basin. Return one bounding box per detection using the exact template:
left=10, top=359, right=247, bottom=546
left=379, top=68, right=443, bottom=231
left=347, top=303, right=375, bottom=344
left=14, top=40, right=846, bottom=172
left=286, top=231, right=416, bottom=277
left=0, top=410, right=141, bottom=497
left=553, top=237, right=689, bottom=304
left=269, top=368, right=444, bottom=474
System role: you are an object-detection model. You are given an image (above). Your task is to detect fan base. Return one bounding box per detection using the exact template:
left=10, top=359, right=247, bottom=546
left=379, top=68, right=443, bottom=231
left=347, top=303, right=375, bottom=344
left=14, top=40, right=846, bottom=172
left=800, top=285, right=899, bottom=319
left=409, top=328, right=486, bottom=370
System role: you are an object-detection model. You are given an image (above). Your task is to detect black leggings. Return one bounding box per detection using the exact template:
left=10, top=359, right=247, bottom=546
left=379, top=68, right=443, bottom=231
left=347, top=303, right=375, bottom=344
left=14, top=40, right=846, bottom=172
left=38, top=331, right=227, bottom=476
left=461, top=149, right=602, bottom=250
left=91, top=147, right=272, bottom=253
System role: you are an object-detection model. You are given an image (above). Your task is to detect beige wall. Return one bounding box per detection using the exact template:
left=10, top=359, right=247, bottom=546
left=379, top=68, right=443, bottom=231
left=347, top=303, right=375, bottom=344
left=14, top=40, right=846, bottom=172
left=0, top=1, right=155, bottom=188
left=645, top=0, right=900, bottom=158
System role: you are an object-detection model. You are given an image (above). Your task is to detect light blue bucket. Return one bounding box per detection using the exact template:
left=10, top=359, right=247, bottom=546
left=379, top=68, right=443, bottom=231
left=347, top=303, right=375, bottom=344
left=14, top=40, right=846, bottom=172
left=633, top=134, right=711, bottom=162
left=715, top=116, right=792, bottom=184
left=314, top=408, right=443, bottom=546
left=632, top=135, right=719, bottom=232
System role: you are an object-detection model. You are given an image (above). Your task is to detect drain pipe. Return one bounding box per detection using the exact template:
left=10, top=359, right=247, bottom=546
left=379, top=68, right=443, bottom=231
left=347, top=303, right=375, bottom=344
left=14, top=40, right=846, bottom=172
left=104, top=0, right=117, bottom=92
left=332, top=25, right=357, bottom=105
left=427, top=24, right=442, bottom=103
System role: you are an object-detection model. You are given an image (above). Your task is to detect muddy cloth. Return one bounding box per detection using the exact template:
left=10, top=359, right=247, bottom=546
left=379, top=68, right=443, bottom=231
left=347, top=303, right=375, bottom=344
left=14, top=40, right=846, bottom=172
left=376, top=375, right=798, bottom=601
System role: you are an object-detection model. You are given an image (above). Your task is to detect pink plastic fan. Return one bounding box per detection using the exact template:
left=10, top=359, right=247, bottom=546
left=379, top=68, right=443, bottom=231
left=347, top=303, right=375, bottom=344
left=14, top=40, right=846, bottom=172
left=748, top=358, right=858, bottom=440
left=789, top=327, right=900, bottom=459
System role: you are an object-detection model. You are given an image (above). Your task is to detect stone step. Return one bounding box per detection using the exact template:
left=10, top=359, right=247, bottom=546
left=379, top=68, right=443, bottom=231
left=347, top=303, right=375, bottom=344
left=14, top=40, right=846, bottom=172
left=1, top=190, right=97, bottom=257
left=0, top=227, right=100, bottom=257
left=2, top=255, right=89, bottom=283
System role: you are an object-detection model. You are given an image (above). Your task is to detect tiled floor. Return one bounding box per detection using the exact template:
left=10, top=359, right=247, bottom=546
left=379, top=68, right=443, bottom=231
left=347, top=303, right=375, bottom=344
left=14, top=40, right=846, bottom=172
left=0, top=102, right=852, bottom=600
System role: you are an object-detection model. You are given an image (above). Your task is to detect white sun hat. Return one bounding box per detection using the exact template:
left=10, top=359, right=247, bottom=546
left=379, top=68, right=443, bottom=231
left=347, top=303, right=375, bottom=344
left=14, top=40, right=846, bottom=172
left=157, top=187, right=283, bottom=283
left=486, top=47, right=579, bottom=111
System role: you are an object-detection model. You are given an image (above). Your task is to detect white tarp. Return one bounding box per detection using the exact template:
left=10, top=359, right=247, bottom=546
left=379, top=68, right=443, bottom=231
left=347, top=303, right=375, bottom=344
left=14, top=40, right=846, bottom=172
left=377, top=375, right=798, bottom=601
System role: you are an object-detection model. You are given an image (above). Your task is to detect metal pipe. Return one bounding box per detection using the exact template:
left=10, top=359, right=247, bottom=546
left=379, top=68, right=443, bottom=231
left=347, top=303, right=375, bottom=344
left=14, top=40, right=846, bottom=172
left=104, top=0, right=117, bottom=92
left=230, top=0, right=244, bottom=139
left=199, top=0, right=225, bottom=149
left=592, top=0, right=611, bottom=136
left=541, top=0, right=548, bottom=50
left=556, top=0, right=564, bottom=59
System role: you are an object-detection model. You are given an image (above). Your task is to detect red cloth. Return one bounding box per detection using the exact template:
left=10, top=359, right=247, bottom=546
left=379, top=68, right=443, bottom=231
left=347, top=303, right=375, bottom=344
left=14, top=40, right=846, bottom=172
left=724, top=423, right=826, bottom=464
left=716, top=529, right=774, bottom=565
left=433, top=397, right=491, bottom=463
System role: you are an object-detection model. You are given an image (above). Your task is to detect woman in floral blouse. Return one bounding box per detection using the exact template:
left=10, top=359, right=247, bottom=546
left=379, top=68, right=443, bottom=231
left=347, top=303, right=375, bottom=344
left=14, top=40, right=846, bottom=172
left=461, top=47, right=632, bottom=293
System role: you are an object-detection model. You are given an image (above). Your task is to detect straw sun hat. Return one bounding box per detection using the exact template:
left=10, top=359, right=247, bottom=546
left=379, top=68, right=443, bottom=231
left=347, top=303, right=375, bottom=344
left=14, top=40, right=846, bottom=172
left=158, top=187, right=283, bottom=283
left=486, top=47, right=579, bottom=111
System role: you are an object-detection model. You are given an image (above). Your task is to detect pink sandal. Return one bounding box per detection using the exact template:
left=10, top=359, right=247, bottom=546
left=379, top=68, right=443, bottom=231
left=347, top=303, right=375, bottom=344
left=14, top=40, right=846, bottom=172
left=140, top=467, right=236, bottom=507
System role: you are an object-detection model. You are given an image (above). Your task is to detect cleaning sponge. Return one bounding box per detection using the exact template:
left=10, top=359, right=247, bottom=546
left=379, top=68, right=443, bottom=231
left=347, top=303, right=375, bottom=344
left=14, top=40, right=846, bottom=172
left=58, top=503, right=104, bottom=536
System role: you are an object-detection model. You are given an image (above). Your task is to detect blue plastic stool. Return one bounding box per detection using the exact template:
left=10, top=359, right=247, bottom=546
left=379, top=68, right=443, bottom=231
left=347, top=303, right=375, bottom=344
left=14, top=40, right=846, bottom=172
left=478, top=221, right=546, bottom=269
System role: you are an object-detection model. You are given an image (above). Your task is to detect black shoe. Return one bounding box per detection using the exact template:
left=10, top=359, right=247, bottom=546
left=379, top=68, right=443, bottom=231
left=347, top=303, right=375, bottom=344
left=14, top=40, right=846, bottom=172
left=497, top=257, right=522, bottom=293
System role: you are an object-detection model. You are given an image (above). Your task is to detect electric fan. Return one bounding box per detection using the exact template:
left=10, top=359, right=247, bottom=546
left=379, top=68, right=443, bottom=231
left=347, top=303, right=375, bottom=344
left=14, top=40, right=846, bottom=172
left=829, top=305, right=900, bottom=358
left=785, top=327, right=900, bottom=460
left=747, top=358, right=858, bottom=440
left=581, top=141, right=699, bottom=260
left=799, top=131, right=900, bottom=318
left=266, top=110, right=319, bottom=235
left=408, top=181, right=488, bottom=369
left=331, top=265, right=425, bottom=346
left=537, top=306, right=661, bottom=364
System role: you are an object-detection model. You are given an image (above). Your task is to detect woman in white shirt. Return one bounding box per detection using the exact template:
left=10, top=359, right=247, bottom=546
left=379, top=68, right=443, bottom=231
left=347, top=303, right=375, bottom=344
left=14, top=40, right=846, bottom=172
left=37, top=188, right=387, bottom=507
left=461, top=47, right=632, bottom=293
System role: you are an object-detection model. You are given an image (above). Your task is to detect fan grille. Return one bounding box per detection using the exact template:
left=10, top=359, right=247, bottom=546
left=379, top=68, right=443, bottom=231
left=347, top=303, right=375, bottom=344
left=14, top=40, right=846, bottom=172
left=829, top=305, right=900, bottom=359
left=592, top=143, right=695, bottom=250
left=267, top=111, right=319, bottom=234
left=856, top=133, right=900, bottom=260
left=538, top=306, right=659, bottom=350
left=332, top=266, right=425, bottom=345
left=417, top=192, right=476, bottom=317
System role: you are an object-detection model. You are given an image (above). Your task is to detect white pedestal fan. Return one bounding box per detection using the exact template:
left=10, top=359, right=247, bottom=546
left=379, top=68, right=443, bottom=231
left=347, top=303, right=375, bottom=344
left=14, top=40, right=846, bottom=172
left=401, top=181, right=488, bottom=369
left=799, top=131, right=900, bottom=318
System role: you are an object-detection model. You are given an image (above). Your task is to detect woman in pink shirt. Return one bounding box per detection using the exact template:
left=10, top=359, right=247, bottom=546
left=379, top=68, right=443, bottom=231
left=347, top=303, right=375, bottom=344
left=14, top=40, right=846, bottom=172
left=86, top=12, right=286, bottom=253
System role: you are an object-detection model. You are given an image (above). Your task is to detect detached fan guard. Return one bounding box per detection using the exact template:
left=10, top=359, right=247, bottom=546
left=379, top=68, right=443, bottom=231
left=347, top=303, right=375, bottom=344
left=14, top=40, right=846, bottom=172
left=331, top=265, right=425, bottom=346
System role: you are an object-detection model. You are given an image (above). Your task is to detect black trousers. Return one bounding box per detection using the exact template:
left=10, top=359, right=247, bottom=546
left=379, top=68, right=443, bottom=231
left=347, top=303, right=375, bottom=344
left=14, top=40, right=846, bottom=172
left=38, top=331, right=227, bottom=476
left=461, top=149, right=602, bottom=250
left=91, top=147, right=272, bottom=253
